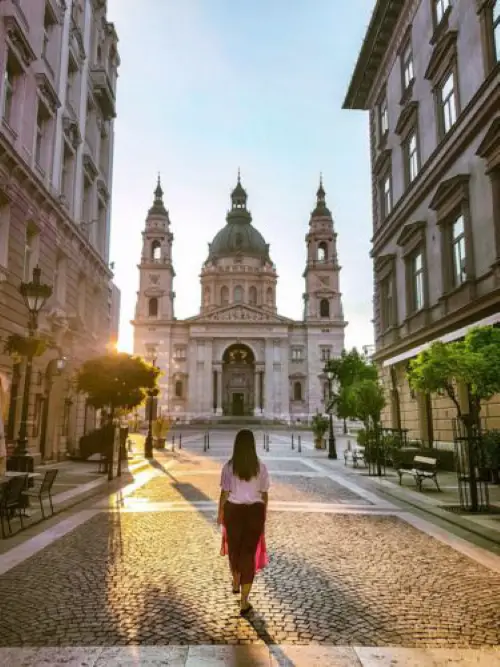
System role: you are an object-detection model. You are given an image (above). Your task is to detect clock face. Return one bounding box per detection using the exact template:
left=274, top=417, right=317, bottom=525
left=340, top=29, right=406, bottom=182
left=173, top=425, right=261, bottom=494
left=149, top=274, right=160, bottom=285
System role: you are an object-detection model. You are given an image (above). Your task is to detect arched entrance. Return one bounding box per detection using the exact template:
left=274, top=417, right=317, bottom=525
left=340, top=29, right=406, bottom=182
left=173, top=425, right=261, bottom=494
left=222, top=343, right=255, bottom=416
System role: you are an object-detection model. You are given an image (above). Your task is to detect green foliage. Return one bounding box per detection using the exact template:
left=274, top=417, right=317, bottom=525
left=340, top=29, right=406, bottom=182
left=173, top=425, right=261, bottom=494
left=349, top=379, right=386, bottom=427
left=483, top=429, right=500, bottom=470
left=407, top=326, right=500, bottom=419
left=153, top=415, right=171, bottom=438
left=77, top=353, right=159, bottom=411
left=3, top=333, right=53, bottom=358
left=324, top=348, right=378, bottom=419
left=311, top=413, right=329, bottom=439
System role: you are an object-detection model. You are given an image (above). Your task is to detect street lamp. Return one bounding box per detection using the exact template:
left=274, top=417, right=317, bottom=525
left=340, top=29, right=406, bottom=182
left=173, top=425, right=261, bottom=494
left=16, top=267, right=53, bottom=456
left=144, top=357, right=159, bottom=459
left=326, top=368, right=337, bottom=460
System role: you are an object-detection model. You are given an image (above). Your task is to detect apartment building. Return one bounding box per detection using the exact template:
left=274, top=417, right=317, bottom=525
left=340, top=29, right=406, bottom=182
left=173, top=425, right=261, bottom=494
left=344, top=0, right=500, bottom=444
left=0, top=0, right=119, bottom=462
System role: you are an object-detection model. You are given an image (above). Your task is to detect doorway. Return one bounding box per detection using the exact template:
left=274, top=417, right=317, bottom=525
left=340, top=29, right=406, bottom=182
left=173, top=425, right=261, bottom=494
left=232, top=393, right=244, bottom=416
left=222, top=343, right=255, bottom=416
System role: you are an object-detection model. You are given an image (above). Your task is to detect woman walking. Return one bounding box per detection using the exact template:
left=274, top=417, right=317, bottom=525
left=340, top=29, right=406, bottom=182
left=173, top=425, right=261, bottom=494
left=218, top=429, right=269, bottom=615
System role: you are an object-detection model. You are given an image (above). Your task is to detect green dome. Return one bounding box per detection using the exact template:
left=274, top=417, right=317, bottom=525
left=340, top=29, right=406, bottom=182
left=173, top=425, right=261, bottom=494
left=206, top=173, right=271, bottom=262
left=208, top=221, right=270, bottom=261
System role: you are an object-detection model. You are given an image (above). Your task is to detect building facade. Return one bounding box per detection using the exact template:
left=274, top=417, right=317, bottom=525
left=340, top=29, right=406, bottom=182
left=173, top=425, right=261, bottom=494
left=132, top=176, right=346, bottom=422
left=108, top=280, right=120, bottom=345
left=0, top=0, right=119, bottom=463
left=344, top=0, right=500, bottom=443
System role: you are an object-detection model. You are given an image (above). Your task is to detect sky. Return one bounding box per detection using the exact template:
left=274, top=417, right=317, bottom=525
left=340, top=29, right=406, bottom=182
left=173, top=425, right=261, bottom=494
left=107, top=0, right=376, bottom=354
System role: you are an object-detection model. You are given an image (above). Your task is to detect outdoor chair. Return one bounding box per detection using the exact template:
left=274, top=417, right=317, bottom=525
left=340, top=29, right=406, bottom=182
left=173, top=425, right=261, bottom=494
left=23, top=469, right=58, bottom=519
left=0, top=474, right=28, bottom=536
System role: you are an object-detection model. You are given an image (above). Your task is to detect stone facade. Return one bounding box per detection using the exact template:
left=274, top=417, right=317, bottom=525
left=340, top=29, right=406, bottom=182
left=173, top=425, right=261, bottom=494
left=344, top=0, right=500, bottom=444
left=132, top=177, right=346, bottom=422
left=0, top=0, right=119, bottom=462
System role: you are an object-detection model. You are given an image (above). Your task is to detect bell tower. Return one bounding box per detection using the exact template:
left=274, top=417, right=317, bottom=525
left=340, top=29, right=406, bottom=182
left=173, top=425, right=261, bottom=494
left=135, top=176, right=175, bottom=324
left=303, top=176, right=343, bottom=323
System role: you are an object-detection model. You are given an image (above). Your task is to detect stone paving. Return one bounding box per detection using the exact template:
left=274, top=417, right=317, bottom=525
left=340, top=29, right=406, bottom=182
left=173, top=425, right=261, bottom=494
left=1, top=429, right=500, bottom=665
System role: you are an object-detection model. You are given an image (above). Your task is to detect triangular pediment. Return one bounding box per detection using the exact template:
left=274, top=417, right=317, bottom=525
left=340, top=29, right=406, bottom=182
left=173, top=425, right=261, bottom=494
left=476, top=118, right=500, bottom=161
left=396, top=220, right=426, bottom=246
left=429, top=174, right=469, bottom=211
left=187, top=304, right=294, bottom=324
left=424, top=31, right=457, bottom=81
left=395, top=101, right=419, bottom=136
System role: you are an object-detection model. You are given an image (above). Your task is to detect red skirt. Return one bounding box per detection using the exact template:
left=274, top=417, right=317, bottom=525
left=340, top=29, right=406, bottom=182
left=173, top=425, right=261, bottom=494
left=221, top=502, right=268, bottom=585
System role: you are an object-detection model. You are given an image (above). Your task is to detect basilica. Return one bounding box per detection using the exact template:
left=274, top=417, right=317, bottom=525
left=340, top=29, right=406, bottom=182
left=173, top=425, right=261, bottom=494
left=132, top=175, right=346, bottom=422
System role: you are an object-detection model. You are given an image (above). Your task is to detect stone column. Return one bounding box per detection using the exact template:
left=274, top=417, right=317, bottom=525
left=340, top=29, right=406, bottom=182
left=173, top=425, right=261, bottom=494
left=215, top=364, right=223, bottom=415
left=253, top=369, right=260, bottom=416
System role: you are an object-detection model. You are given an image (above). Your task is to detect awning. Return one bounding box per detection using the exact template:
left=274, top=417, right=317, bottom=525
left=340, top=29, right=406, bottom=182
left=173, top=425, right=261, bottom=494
left=382, top=312, right=500, bottom=367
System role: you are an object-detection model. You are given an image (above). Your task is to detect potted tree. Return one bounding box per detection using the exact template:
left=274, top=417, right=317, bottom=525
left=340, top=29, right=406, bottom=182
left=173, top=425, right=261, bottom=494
left=311, top=414, right=329, bottom=449
left=153, top=415, right=171, bottom=449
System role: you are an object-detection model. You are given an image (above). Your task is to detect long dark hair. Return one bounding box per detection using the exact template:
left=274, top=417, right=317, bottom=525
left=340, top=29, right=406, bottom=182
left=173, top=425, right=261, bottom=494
left=230, top=429, right=260, bottom=481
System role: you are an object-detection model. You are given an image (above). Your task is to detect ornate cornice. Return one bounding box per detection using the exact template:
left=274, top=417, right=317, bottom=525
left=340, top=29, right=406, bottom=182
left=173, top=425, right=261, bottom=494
left=35, top=73, right=61, bottom=114
left=343, top=0, right=406, bottom=109
left=4, top=14, right=36, bottom=67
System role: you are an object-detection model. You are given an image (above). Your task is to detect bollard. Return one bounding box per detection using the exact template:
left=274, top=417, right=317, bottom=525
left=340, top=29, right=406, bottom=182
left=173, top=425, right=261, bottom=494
left=265, top=434, right=270, bottom=452
left=179, top=433, right=182, bottom=449
left=291, top=434, right=295, bottom=450
left=298, top=434, right=302, bottom=453
left=203, top=433, right=207, bottom=452
left=207, top=431, right=210, bottom=450
left=172, top=433, right=176, bottom=451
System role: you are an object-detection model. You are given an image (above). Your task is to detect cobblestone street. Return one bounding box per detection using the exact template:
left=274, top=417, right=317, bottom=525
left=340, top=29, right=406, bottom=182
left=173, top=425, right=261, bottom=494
left=1, top=430, right=500, bottom=666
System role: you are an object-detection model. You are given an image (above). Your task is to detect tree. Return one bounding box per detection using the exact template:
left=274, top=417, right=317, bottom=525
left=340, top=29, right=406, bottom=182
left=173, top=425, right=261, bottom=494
left=407, top=341, right=464, bottom=416
left=349, top=379, right=386, bottom=429
left=325, top=348, right=378, bottom=425
left=77, top=353, right=159, bottom=416
left=407, top=326, right=500, bottom=424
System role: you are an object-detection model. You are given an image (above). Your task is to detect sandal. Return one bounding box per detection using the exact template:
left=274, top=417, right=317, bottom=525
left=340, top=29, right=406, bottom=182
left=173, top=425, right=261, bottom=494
left=232, top=585, right=240, bottom=594
left=240, top=603, right=253, bottom=616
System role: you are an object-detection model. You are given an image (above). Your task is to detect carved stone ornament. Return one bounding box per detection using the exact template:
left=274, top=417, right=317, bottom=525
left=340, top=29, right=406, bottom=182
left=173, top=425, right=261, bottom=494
left=149, top=274, right=160, bottom=285
left=62, top=117, right=82, bottom=149
left=207, top=306, right=273, bottom=322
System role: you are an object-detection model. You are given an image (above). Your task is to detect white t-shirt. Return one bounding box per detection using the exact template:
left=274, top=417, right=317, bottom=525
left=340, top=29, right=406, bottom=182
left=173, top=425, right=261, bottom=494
left=220, top=460, right=270, bottom=504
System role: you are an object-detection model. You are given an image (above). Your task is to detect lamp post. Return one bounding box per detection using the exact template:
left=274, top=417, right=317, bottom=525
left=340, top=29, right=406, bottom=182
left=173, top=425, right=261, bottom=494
left=16, top=267, right=53, bottom=456
left=326, top=369, right=337, bottom=460
left=144, top=357, right=158, bottom=459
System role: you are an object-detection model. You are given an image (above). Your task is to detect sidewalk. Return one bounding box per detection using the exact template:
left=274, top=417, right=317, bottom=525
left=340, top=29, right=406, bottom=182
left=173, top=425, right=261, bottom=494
left=291, top=432, right=500, bottom=546
left=0, top=435, right=151, bottom=553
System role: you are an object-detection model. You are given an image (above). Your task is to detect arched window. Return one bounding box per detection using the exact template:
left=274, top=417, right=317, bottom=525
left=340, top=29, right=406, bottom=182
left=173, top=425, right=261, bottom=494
left=221, top=285, right=229, bottom=305
left=317, top=242, right=328, bottom=261
left=249, top=286, right=257, bottom=305
left=148, top=297, right=158, bottom=317
left=266, top=287, right=273, bottom=307
left=293, top=381, right=302, bottom=401
left=323, top=382, right=330, bottom=403
left=151, top=240, right=161, bottom=261
left=320, top=298, right=330, bottom=318
left=203, top=286, right=210, bottom=306
left=234, top=285, right=243, bottom=303
left=175, top=380, right=183, bottom=398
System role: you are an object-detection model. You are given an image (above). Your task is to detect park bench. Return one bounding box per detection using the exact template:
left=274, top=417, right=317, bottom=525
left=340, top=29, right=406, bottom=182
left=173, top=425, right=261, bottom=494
left=344, top=447, right=365, bottom=468
left=397, top=455, right=441, bottom=492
